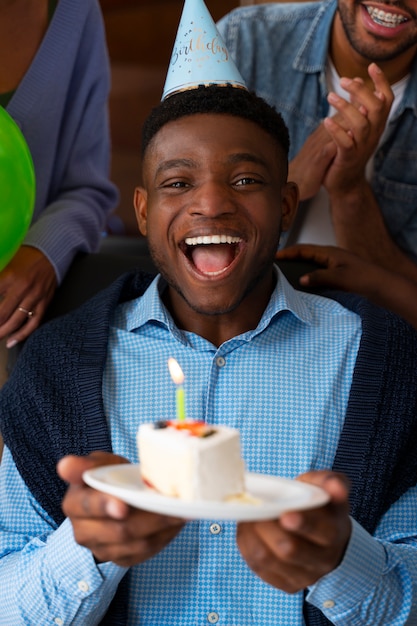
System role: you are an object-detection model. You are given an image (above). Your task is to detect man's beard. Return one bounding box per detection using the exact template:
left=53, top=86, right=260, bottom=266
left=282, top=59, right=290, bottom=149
left=338, top=0, right=417, bottom=62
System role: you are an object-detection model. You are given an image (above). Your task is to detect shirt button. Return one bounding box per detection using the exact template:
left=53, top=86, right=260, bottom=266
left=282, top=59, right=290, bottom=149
left=209, top=522, right=222, bottom=535
left=323, top=599, right=335, bottom=609
left=215, top=356, right=225, bottom=367
left=77, top=580, right=90, bottom=593
left=207, top=612, right=219, bottom=624
left=54, top=619, right=64, bottom=626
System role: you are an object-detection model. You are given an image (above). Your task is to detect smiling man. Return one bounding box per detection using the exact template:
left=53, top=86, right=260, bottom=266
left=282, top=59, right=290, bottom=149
left=218, top=0, right=417, bottom=283
left=134, top=87, right=297, bottom=346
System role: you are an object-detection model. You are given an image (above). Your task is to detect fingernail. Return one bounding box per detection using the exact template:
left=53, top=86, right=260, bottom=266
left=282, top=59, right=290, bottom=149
left=340, top=77, right=352, bottom=88
left=327, top=93, right=339, bottom=104
left=6, top=339, right=17, bottom=349
left=281, top=512, right=302, bottom=530
left=105, top=499, right=125, bottom=519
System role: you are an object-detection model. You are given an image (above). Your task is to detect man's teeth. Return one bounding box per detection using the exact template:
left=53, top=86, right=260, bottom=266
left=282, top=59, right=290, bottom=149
left=184, top=235, right=242, bottom=245
left=366, top=5, right=408, bottom=26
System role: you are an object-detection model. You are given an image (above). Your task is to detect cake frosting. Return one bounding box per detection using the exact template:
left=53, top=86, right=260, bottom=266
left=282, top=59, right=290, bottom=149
left=137, top=420, right=245, bottom=501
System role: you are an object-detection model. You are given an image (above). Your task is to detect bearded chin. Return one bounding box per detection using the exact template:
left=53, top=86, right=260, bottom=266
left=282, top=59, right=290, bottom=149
left=337, top=4, right=417, bottom=62
left=147, top=241, right=277, bottom=317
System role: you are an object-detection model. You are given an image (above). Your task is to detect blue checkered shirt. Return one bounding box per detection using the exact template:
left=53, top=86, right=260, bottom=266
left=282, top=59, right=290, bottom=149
left=1, top=270, right=417, bottom=625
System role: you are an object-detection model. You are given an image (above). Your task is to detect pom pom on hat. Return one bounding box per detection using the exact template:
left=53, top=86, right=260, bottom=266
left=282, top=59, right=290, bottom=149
left=162, top=0, right=247, bottom=100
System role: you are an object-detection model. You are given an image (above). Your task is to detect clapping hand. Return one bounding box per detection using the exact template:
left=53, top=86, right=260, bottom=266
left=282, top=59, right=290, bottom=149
left=288, top=63, right=393, bottom=202
left=322, top=63, right=393, bottom=197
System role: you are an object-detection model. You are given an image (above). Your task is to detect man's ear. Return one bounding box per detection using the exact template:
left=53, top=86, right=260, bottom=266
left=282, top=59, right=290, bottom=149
left=281, top=182, right=299, bottom=232
left=134, top=187, right=148, bottom=236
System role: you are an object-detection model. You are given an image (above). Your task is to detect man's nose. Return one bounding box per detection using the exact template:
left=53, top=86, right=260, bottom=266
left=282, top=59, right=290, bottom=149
left=189, top=182, right=236, bottom=217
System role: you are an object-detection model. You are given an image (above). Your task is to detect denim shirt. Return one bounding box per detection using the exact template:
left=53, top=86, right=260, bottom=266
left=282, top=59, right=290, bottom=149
left=218, top=0, right=417, bottom=262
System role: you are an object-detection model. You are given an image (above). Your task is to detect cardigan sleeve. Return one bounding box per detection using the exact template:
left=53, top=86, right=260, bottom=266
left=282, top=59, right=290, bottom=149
left=304, top=290, right=417, bottom=626
left=0, top=271, right=153, bottom=524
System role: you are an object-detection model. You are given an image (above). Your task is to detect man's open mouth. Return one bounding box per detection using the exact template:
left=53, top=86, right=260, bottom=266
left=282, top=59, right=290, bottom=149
left=365, top=4, right=409, bottom=27
left=182, top=235, right=243, bottom=276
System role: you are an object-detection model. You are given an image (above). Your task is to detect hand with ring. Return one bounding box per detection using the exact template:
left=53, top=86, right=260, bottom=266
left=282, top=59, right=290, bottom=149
left=0, top=245, right=57, bottom=348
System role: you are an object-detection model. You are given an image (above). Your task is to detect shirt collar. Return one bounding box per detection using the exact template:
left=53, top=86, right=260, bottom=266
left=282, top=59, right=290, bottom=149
left=114, top=275, right=173, bottom=333
left=256, top=265, right=313, bottom=334
left=115, top=266, right=312, bottom=339
left=293, top=0, right=337, bottom=74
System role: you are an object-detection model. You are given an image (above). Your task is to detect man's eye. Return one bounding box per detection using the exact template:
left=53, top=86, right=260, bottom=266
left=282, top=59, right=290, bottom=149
left=169, top=181, right=187, bottom=188
left=235, top=177, right=262, bottom=186
left=160, top=180, right=189, bottom=189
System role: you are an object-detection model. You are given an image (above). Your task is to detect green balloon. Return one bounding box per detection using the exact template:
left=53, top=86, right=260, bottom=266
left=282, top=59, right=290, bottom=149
left=0, top=106, right=35, bottom=272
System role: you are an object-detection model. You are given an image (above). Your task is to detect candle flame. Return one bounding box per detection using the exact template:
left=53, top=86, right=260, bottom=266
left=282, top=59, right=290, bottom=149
left=168, top=357, right=184, bottom=385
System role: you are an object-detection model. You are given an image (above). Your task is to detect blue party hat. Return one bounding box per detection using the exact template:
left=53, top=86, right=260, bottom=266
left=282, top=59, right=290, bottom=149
left=162, top=0, right=247, bottom=100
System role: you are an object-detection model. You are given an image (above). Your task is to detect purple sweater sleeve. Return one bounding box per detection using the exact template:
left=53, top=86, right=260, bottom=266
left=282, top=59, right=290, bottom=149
left=6, top=0, right=119, bottom=283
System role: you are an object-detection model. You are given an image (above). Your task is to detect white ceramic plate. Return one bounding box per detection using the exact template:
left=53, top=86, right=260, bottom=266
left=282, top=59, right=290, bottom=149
left=83, top=464, right=329, bottom=521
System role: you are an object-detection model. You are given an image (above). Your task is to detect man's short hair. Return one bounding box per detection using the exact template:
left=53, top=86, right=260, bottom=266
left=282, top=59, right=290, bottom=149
left=141, top=84, right=290, bottom=159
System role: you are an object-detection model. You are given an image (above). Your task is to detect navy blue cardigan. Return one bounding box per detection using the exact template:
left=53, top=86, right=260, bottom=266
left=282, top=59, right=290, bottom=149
left=2, top=271, right=417, bottom=626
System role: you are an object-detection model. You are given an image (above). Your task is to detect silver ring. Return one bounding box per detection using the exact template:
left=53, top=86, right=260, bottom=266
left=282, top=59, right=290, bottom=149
left=18, top=307, right=34, bottom=318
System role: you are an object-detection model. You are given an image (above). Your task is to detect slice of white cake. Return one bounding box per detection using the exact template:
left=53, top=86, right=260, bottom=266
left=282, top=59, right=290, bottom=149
left=137, top=420, right=245, bottom=501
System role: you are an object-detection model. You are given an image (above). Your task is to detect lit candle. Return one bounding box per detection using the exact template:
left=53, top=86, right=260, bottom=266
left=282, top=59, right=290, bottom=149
left=168, top=357, right=186, bottom=422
